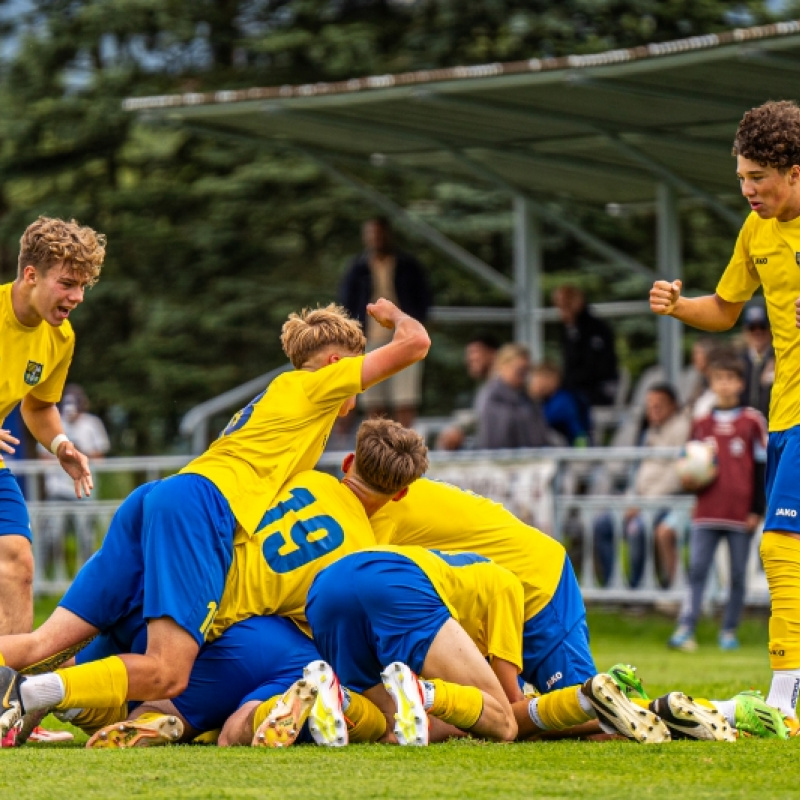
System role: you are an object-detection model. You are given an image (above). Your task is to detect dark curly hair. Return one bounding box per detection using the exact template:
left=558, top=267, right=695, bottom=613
left=732, top=100, right=800, bottom=171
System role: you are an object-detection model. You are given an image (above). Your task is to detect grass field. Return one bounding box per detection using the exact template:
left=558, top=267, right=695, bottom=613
left=4, top=603, right=797, bottom=800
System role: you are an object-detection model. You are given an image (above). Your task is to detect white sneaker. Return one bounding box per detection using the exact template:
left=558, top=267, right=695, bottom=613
left=303, top=660, right=348, bottom=747
left=380, top=662, right=428, bottom=746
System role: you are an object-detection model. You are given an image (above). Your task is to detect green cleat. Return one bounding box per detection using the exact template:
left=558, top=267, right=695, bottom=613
left=734, top=690, right=789, bottom=739
left=607, top=664, right=650, bottom=700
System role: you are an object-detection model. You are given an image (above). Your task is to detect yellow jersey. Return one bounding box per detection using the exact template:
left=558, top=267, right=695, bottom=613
left=209, top=469, right=376, bottom=640
left=717, top=211, right=800, bottom=431
left=370, top=544, right=524, bottom=670
left=0, top=282, right=74, bottom=467
left=370, top=478, right=565, bottom=623
left=182, top=356, right=364, bottom=534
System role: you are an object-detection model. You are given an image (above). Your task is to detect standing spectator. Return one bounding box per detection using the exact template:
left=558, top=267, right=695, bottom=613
left=475, top=344, right=553, bottom=449
left=668, top=352, right=767, bottom=652
left=528, top=362, right=591, bottom=446
left=593, top=383, right=690, bottom=588
left=38, top=385, right=110, bottom=569
left=436, top=333, right=499, bottom=451
left=551, top=284, right=619, bottom=411
left=340, top=216, right=432, bottom=427
left=739, top=303, right=774, bottom=421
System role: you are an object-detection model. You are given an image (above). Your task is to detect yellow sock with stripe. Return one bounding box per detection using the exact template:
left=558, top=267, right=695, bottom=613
left=427, top=678, right=483, bottom=730
left=69, top=703, right=129, bottom=735
left=761, top=532, right=800, bottom=670
left=55, top=656, right=129, bottom=710
left=344, top=691, right=387, bottom=743
left=532, top=686, right=594, bottom=730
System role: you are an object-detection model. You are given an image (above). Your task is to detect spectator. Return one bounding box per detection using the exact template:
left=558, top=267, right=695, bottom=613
left=681, top=337, right=720, bottom=419
left=340, top=216, right=432, bottom=427
left=436, top=333, right=499, bottom=451
left=528, top=362, right=591, bottom=446
left=475, top=344, right=553, bottom=449
left=593, top=383, right=690, bottom=588
left=667, top=352, right=767, bottom=652
left=38, top=385, right=110, bottom=569
left=551, top=284, right=619, bottom=411
left=738, top=303, right=774, bottom=421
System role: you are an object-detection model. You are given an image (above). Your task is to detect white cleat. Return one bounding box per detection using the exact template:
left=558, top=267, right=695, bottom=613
left=581, top=673, right=671, bottom=744
left=650, top=692, right=736, bottom=742
left=304, top=660, right=348, bottom=747
left=380, top=662, right=429, bottom=746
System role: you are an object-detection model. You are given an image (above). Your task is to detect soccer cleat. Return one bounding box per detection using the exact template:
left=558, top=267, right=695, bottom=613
left=380, top=662, right=428, bottom=746
left=607, top=664, right=649, bottom=700
left=733, top=691, right=788, bottom=739
left=718, top=631, right=740, bottom=651
left=0, top=667, right=25, bottom=740
left=27, top=725, right=74, bottom=743
left=304, top=660, right=348, bottom=747
left=252, top=679, right=317, bottom=748
left=784, top=716, right=800, bottom=737
left=580, top=673, right=670, bottom=744
left=649, top=692, right=735, bottom=742
left=85, top=713, right=183, bottom=749
left=667, top=626, right=698, bottom=652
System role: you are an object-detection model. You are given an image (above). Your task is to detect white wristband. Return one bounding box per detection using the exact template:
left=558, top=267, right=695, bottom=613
left=50, top=434, right=70, bottom=456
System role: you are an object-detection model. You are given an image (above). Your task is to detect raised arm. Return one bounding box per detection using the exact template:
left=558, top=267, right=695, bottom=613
left=650, top=279, right=744, bottom=332
left=360, top=297, right=431, bottom=389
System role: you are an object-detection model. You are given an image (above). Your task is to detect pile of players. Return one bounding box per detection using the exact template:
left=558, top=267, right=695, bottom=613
left=0, top=299, right=790, bottom=749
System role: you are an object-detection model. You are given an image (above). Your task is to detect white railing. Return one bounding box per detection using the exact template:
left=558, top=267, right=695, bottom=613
left=6, top=448, right=767, bottom=608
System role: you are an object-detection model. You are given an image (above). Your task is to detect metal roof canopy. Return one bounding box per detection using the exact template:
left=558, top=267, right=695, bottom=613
left=125, top=20, right=800, bottom=385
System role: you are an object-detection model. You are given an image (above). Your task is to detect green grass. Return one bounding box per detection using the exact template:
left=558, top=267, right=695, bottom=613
left=7, top=603, right=796, bottom=800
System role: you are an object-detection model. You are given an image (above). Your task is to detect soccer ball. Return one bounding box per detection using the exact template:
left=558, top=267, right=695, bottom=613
left=675, top=440, right=718, bottom=488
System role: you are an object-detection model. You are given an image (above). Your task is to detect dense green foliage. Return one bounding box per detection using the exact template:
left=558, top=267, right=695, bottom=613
left=0, top=1, right=793, bottom=450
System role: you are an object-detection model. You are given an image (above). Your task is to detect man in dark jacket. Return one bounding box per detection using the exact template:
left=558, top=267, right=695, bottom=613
left=552, top=285, right=619, bottom=410
left=340, top=217, right=432, bottom=427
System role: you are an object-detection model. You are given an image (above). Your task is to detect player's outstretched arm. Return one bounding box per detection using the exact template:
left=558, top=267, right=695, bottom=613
left=361, top=297, right=431, bottom=389
left=650, top=279, right=743, bottom=332
left=20, top=395, right=93, bottom=498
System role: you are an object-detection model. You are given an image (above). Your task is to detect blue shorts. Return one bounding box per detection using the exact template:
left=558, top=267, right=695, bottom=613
left=0, top=468, right=31, bottom=541
left=62, top=474, right=237, bottom=646
left=78, top=615, right=319, bottom=733
left=764, top=427, right=800, bottom=534
left=306, top=552, right=451, bottom=693
left=521, top=559, right=596, bottom=693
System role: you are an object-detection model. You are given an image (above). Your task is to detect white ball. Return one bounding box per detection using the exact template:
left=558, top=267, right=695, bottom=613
left=675, top=440, right=718, bottom=488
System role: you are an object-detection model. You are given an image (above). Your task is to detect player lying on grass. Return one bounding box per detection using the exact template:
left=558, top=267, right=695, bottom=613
left=0, top=419, right=429, bottom=743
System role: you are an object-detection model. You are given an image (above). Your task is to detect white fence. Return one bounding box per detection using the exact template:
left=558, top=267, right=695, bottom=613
left=6, top=448, right=769, bottom=608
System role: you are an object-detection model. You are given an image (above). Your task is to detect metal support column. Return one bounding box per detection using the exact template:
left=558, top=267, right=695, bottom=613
left=512, top=196, right=543, bottom=359
left=656, top=182, right=683, bottom=386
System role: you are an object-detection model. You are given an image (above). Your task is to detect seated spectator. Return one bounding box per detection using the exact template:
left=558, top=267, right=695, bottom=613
left=593, top=383, right=690, bottom=588
left=436, top=333, right=499, bottom=451
left=528, top=362, right=591, bottom=446
left=475, top=343, right=553, bottom=449
left=738, top=303, right=774, bottom=421
left=552, top=284, right=619, bottom=411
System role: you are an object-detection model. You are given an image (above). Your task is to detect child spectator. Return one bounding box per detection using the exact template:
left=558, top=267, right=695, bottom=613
left=668, top=352, right=767, bottom=652
left=528, top=362, right=591, bottom=446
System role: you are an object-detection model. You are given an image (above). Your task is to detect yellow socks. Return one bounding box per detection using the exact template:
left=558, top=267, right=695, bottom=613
left=761, top=532, right=800, bottom=670
left=69, top=703, right=129, bottom=735
left=55, top=656, right=129, bottom=710
left=428, top=678, right=483, bottom=730
left=344, top=691, right=387, bottom=743
left=534, top=687, right=593, bottom=730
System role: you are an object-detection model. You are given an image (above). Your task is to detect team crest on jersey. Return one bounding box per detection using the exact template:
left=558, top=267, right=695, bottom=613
left=23, top=360, right=43, bottom=386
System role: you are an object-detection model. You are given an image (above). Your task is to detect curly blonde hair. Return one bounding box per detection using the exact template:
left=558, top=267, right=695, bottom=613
left=18, top=216, right=106, bottom=286
left=354, top=418, right=428, bottom=496
left=281, top=303, right=366, bottom=368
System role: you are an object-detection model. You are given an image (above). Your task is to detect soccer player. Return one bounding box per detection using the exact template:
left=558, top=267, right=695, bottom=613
left=0, top=217, right=105, bottom=635
left=0, top=418, right=429, bottom=741
left=649, top=100, right=800, bottom=731
left=305, top=545, right=522, bottom=744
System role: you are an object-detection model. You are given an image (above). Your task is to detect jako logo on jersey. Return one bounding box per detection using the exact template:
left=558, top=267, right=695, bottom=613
left=755, top=257, right=768, bottom=265
left=546, top=671, right=563, bottom=689
left=776, top=508, right=798, bottom=518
